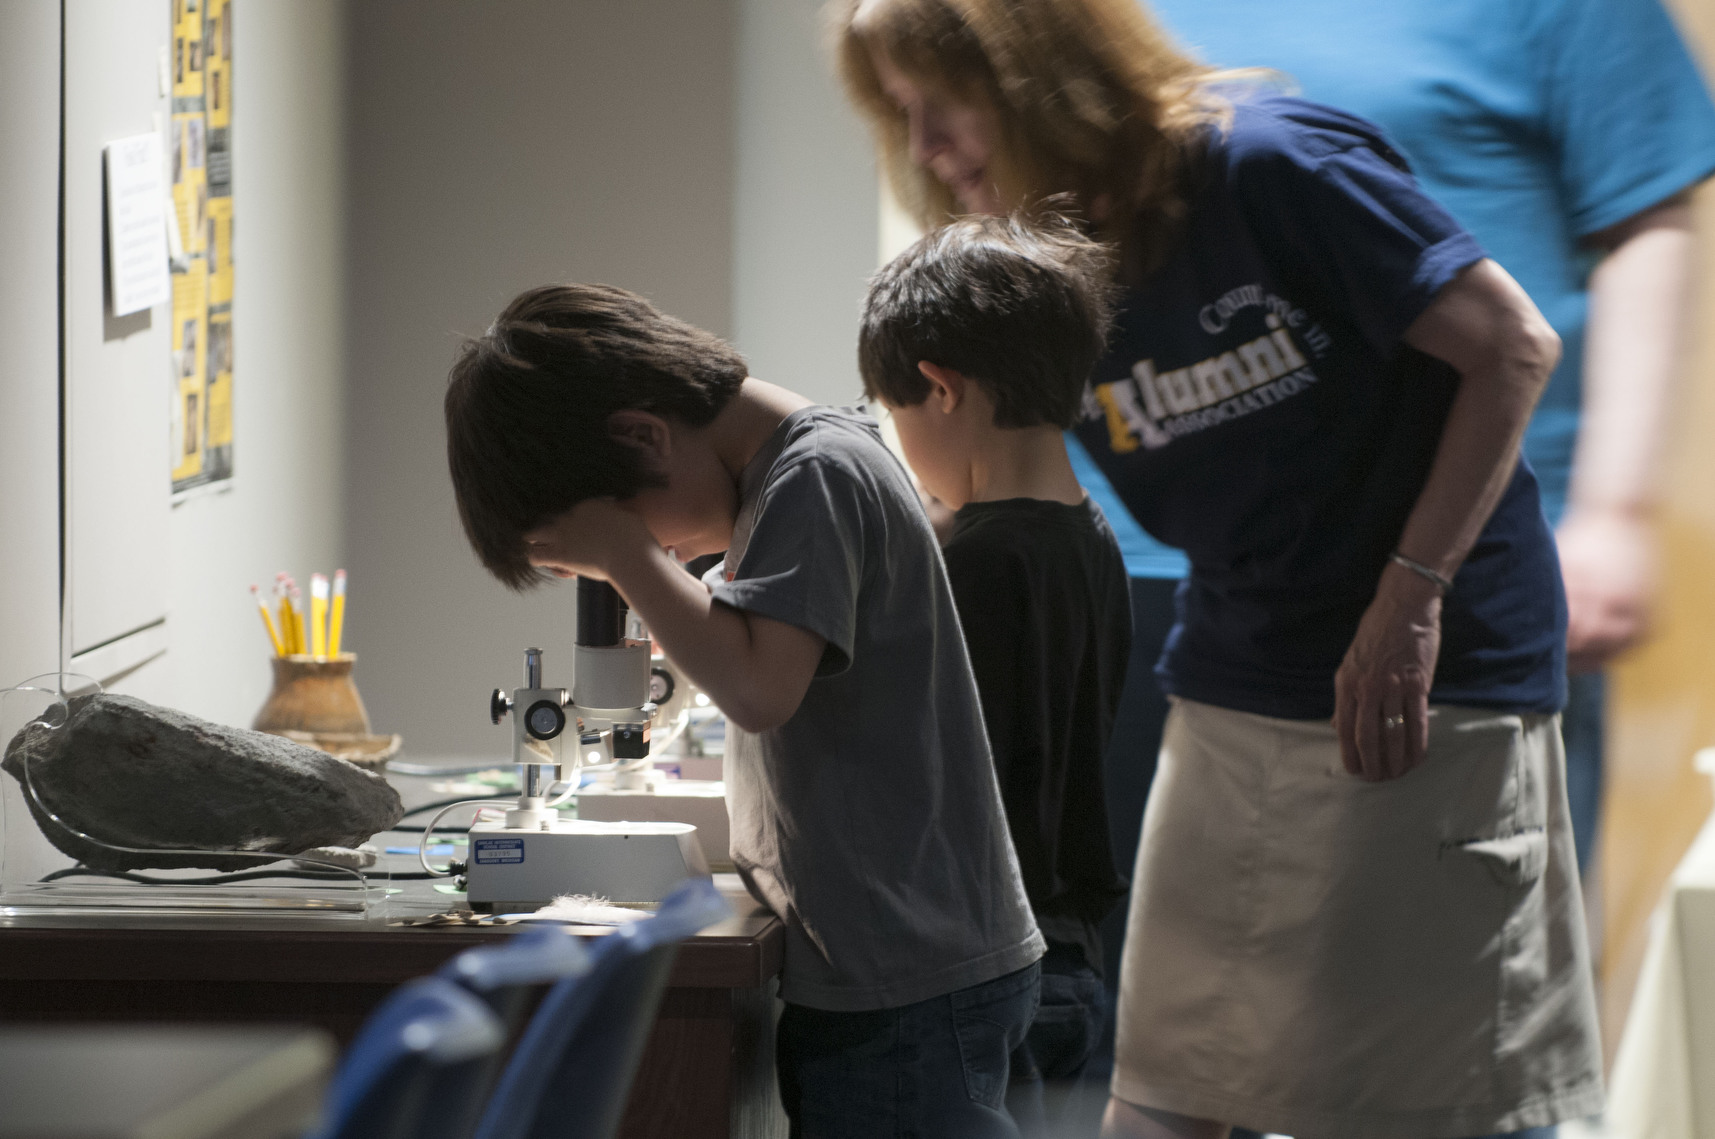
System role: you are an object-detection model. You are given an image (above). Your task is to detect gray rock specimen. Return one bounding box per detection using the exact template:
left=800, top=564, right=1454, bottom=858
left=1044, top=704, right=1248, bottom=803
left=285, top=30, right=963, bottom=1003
left=2, top=693, right=404, bottom=871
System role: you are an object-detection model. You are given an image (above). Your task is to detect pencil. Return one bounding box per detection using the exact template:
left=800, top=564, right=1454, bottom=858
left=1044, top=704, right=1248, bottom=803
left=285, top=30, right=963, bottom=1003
left=272, top=578, right=289, bottom=654
left=251, top=584, right=285, bottom=656
left=310, top=573, right=329, bottom=659
left=329, top=569, right=347, bottom=657
left=279, top=575, right=301, bottom=656
left=289, top=581, right=308, bottom=658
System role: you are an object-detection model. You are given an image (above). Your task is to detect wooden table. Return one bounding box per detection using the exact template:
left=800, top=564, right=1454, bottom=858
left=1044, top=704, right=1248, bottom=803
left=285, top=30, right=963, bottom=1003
left=0, top=881, right=784, bottom=1139
left=0, top=756, right=787, bottom=1137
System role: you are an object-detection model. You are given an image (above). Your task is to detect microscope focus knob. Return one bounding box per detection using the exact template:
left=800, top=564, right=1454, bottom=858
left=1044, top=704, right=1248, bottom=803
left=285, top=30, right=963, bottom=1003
left=524, top=699, right=567, bottom=741
left=490, top=688, right=512, bottom=725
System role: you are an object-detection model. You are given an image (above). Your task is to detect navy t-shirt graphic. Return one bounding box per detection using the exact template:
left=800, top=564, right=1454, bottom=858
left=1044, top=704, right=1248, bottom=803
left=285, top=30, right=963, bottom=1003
left=1074, top=96, right=1568, bottom=721
left=1095, top=291, right=1323, bottom=450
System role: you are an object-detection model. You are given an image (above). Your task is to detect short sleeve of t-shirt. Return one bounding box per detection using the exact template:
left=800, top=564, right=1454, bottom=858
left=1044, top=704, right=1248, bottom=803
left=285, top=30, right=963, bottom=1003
left=707, top=455, right=865, bottom=677
left=1227, top=103, right=1487, bottom=356
left=1527, top=0, right=1715, bottom=236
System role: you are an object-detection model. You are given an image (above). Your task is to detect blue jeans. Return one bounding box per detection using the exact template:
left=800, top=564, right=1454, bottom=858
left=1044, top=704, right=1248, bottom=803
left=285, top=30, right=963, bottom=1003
left=777, top=962, right=1041, bottom=1139
left=1006, top=950, right=1107, bottom=1137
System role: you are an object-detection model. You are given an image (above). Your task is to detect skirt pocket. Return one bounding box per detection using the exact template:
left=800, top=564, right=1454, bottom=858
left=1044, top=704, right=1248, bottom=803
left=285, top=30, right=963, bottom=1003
left=1451, top=829, right=1548, bottom=888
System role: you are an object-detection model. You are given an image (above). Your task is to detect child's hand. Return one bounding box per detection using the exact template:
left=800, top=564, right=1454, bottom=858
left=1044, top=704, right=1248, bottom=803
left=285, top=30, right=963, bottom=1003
left=523, top=499, right=656, bottom=581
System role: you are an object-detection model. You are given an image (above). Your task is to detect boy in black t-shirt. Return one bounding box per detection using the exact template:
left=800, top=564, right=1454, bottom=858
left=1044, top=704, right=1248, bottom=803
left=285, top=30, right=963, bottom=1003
left=860, top=214, right=1133, bottom=1116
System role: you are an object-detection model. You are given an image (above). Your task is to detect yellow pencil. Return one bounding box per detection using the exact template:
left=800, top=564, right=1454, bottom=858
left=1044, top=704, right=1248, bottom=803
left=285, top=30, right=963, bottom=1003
left=273, top=579, right=289, bottom=654
left=281, top=601, right=296, bottom=654
left=310, top=573, right=329, bottom=659
left=279, top=577, right=301, bottom=655
left=251, top=584, right=285, bottom=656
left=290, top=581, right=309, bottom=658
left=329, top=568, right=347, bottom=656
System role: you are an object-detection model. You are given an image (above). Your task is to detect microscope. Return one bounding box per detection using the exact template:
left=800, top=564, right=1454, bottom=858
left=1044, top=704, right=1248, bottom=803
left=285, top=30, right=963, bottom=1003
left=461, top=578, right=710, bottom=912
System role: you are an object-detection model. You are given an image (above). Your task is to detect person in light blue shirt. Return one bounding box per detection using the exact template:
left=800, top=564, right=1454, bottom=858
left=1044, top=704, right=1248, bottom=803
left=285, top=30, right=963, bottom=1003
left=1142, top=0, right=1715, bottom=878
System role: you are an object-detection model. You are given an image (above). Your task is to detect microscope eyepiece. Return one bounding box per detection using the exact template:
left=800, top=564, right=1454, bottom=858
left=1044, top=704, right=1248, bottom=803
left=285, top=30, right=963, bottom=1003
left=576, top=577, right=626, bottom=647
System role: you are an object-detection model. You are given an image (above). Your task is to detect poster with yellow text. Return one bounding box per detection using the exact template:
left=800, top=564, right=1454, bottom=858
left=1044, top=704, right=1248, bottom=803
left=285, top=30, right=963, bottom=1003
left=170, top=258, right=209, bottom=485
left=170, top=0, right=234, bottom=491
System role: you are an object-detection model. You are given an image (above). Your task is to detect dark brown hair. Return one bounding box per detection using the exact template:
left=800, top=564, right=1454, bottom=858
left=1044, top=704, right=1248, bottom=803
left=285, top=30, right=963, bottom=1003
left=859, top=210, right=1116, bottom=428
left=445, top=283, right=747, bottom=589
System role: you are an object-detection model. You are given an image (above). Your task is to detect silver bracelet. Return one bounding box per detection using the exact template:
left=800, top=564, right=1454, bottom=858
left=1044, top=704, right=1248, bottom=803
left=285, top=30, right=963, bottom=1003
left=1389, top=552, right=1454, bottom=595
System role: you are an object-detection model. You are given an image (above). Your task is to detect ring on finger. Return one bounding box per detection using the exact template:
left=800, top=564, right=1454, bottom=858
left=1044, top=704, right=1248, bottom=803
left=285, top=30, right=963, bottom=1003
left=1383, top=714, right=1405, bottom=729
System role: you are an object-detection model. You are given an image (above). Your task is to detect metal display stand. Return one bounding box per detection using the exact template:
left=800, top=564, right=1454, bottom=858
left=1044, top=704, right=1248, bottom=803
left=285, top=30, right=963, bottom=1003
left=0, top=674, right=385, bottom=920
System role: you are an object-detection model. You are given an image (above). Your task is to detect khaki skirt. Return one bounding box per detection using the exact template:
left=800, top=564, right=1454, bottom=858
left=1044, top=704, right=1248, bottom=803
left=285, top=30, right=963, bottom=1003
left=1112, top=698, right=1603, bottom=1139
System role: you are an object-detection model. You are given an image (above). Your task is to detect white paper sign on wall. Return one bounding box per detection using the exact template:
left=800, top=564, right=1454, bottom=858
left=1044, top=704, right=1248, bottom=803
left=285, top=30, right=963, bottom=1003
left=104, top=133, right=170, bottom=317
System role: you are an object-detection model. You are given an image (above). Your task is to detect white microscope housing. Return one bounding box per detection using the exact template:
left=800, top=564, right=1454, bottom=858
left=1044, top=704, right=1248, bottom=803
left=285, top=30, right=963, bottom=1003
left=464, top=579, right=710, bottom=911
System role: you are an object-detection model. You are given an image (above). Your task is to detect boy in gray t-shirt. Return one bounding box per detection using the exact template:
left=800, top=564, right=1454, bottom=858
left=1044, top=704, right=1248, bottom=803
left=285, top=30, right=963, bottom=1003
left=445, top=283, right=1043, bottom=1135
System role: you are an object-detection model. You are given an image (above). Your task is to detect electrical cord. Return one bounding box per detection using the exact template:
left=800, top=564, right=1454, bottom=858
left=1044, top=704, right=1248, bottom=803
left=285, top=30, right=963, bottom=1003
left=37, top=866, right=443, bottom=886
left=38, top=737, right=702, bottom=886
left=400, top=794, right=516, bottom=818
left=27, top=796, right=519, bottom=884
left=387, top=792, right=517, bottom=832
left=419, top=799, right=508, bottom=877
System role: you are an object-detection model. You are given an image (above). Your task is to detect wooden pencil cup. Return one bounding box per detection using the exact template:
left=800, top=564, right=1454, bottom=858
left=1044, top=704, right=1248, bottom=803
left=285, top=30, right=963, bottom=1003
left=253, top=653, right=371, bottom=735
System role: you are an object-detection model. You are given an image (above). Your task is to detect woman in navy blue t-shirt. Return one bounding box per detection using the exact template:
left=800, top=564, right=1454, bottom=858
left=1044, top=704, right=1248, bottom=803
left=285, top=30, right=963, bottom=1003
left=836, top=1, right=1603, bottom=1136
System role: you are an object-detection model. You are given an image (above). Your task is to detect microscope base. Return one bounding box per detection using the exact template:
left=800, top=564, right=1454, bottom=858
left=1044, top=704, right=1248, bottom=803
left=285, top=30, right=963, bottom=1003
left=577, top=780, right=732, bottom=872
left=464, top=817, right=711, bottom=912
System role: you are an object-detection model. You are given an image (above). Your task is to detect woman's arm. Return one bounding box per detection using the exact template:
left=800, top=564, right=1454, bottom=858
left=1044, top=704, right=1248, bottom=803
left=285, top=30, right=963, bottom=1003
left=1558, top=193, right=1698, bottom=673
left=1334, top=258, right=1560, bottom=780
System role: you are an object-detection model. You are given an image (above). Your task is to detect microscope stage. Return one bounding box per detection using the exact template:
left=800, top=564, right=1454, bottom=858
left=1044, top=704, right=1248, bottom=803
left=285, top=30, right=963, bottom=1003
left=464, top=817, right=711, bottom=911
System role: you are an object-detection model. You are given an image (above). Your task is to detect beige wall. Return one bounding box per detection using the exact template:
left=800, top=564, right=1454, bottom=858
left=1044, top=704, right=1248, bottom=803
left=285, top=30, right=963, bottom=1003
left=161, top=0, right=351, bottom=728
left=1601, top=0, right=1715, bottom=1058
left=731, top=0, right=879, bottom=406
left=341, top=0, right=738, bottom=761
left=0, top=0, right=350, bottom=886
left=0, top=1, right=64, bottom=693
left=0, top=0, right=349, bottom=729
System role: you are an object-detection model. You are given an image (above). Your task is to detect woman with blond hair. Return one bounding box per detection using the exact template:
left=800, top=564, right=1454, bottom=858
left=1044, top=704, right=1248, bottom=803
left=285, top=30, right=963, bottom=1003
left=834, top=1, right=1603, bottom=1137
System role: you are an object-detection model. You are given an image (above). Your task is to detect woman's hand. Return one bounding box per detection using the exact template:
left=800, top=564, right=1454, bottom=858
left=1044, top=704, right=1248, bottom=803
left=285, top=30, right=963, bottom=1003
left=1334, top=564, right=1442, bottom=781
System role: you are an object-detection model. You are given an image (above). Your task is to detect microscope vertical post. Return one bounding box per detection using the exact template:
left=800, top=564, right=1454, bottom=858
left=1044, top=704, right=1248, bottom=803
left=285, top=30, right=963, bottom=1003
left=520, top=647, right=548, bottom=801
left=502, top=645, right=567, bottom=830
